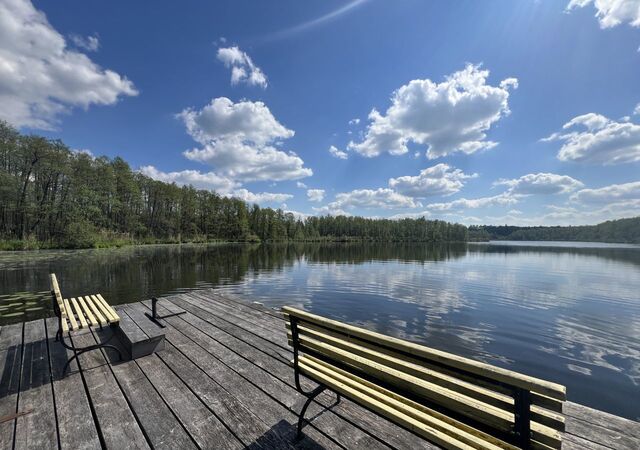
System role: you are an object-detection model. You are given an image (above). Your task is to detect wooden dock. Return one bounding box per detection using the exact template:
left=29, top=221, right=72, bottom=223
left=1, top=291, right=638, bottom=449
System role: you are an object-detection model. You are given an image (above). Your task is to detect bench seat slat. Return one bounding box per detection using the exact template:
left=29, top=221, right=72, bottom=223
left=283, top=306, right=566, bottom=401
left=300, top=354, right=518, bottom=450
left=84, top=295, right=107, bottom=325
left=62, top=298, right=78, bottom=330
left=77, top=296, right=98, bottom=326
left=299, top=358, right=500, bottom=450
left=94, top=294, right=120, bottom=323
left=70, top=297, right=88, bottom=329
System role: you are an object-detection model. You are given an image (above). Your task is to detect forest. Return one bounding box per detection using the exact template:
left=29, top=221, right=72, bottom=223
left=0, top=121, right=468, bottom=249
left=469, top=217, right=640, bottom=244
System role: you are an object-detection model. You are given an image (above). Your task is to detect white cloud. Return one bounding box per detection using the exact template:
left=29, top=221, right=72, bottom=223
left=494, top=173, right=584, bottom=195
left=388, top=164, right=476, bottom=198
left=296, top=181, right=308, bottom=189
left=544, top=113, right=640, bottom=164
left=179, top=98, right=312, bottom=182
left=348, top=64, right=517, bottom=159
left=216, top=46, right=267, bottom=88
left=139, top=165, right=239, bottom=193
left=567, top=0, right=640, bottom=29
left=570, top=180, right=640, bottom=204
left=69, top=33, right=99, bottom=52
left=426, top=192, right=519, bottom=211
left=317, top=188, right=421, bottom=213
left=349, top=118, right=360, bottom=125
left=0, top=0, right=137, bottom=129
left=231, top=189, right=292, bottom=205
left=328, top=145, right=348, bottom=159
left=634, top=103, right=640, bottom=115
left=307, top=189, right=325, bottom=202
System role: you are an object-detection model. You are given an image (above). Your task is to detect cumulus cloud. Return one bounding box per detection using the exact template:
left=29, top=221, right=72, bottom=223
left=0, top=0, right=138, bottom=129
left=634, top=103, right=640, bottom=115
left=543, top=113, right=640, bottom=164
left=426, top=192, right=519, bottom=211
left=178, top=98, right=312, bottom=182
left=139, top=165, right=239, bottom=193
left=348, top=64, right=517, bottom=159
left=494, top=173, right=584, bottom=195
left=307, top=189, right=325, bottom=202
left=216, top=46, right=267, bottom=88
left=567, top=0, right=640, bottom=29
left=570, top=180, right=640, bottom=204
left=349, top=118, right=360, bottom=125
left=317, top=188, right=421, bottom=213
left=296, top=181, right=308, bottom=189
left=328, top=145, right=348, bottom=159
left=388, top=164, right=476, bottom=198
left=231, top=189, right=292, bottom=204
left=69, top=33, right=99, bottom=52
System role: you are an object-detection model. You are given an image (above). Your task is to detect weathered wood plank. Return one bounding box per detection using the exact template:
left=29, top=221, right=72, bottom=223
left=127, top=302, right=360, bottom=449
left=14, top=319, right=58, bottom=450
left=185, top=292, right=290, bottom=349
left=564, top=402, right=640, bottom=440
left=45, top=317, right=101, bottom=450
left=138, top=300, right=406, bottom=450
left=161, top=298, right=450, bottom=450
left=70, top=330, right=150, bottom=449
left=564, top=411, right=638, bottom=450
left=123, top=303, right=304, bottom=449
left=0, top=322, right=24, bottom=450
left=89, top=326, right=197, bottom=450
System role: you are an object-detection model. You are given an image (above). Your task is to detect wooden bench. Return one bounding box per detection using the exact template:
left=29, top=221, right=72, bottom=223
left=284, top=307, right=566, bottom=450
left=50, top=273, right=123, bottom=373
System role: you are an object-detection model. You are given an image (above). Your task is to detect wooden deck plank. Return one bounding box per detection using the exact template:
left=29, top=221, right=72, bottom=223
left=142, top=299, right=415, bottom=450
left=124, top=303, right=330, bottom=449
left=0, top=322, right=23, bottom=450
left=164, top=296, right=442, bottom=450
left=44, top=317, right=101, bottom=450
left=188, top=291, right=290, bottom=349
left=564, top=402, right=640, bottom=440
left=13, top=319, right=58, bottom=450
left=88, top=327, right=198, bottom=450
left=70, top=330, right=151, bottom=449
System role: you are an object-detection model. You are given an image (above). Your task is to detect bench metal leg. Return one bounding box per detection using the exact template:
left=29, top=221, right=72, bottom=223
left=296, top=385, right=327, bottom=440
left=58, top=325, right=123, bottom=376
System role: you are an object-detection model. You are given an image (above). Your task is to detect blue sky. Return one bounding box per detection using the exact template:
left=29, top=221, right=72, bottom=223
left=2, top=0, right=640, bottom=225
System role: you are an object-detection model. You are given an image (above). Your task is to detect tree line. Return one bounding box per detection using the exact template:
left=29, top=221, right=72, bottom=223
left=469, top=217, right=640, bottom=244
left=0, top=121, right=468, bottom=249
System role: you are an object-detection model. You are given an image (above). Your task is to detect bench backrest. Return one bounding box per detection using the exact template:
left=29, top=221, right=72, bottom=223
left=284, top=306, right=566, bottom=449
left=49, top=273, right=65, bottom=315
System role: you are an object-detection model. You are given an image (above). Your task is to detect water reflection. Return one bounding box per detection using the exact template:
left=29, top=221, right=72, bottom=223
left=0, top=241, right=639, bottom=419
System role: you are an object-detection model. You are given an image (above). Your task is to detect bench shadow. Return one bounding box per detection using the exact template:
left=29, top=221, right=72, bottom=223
left=242, top=419, right=328, bottom=450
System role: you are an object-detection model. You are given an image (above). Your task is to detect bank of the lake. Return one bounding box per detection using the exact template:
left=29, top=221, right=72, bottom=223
left=1, top=241, right=639, bottom=420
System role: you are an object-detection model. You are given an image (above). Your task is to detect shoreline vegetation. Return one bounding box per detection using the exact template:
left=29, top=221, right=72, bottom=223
left=0, top=121, right=467, bottom=250
left=1, top=121, right=638, bottom=251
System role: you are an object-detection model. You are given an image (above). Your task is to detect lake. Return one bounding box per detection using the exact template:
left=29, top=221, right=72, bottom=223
left=1, top=241, right=639, bottom=420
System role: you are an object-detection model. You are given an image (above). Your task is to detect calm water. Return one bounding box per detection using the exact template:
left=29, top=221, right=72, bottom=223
left=1, top=241, right=639, bottom=420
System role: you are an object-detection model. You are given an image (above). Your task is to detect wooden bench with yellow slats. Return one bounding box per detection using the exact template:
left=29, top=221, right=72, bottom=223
left=284, top=306, right=566, bottom=450
left=50, top=273, right=123, bottom=374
